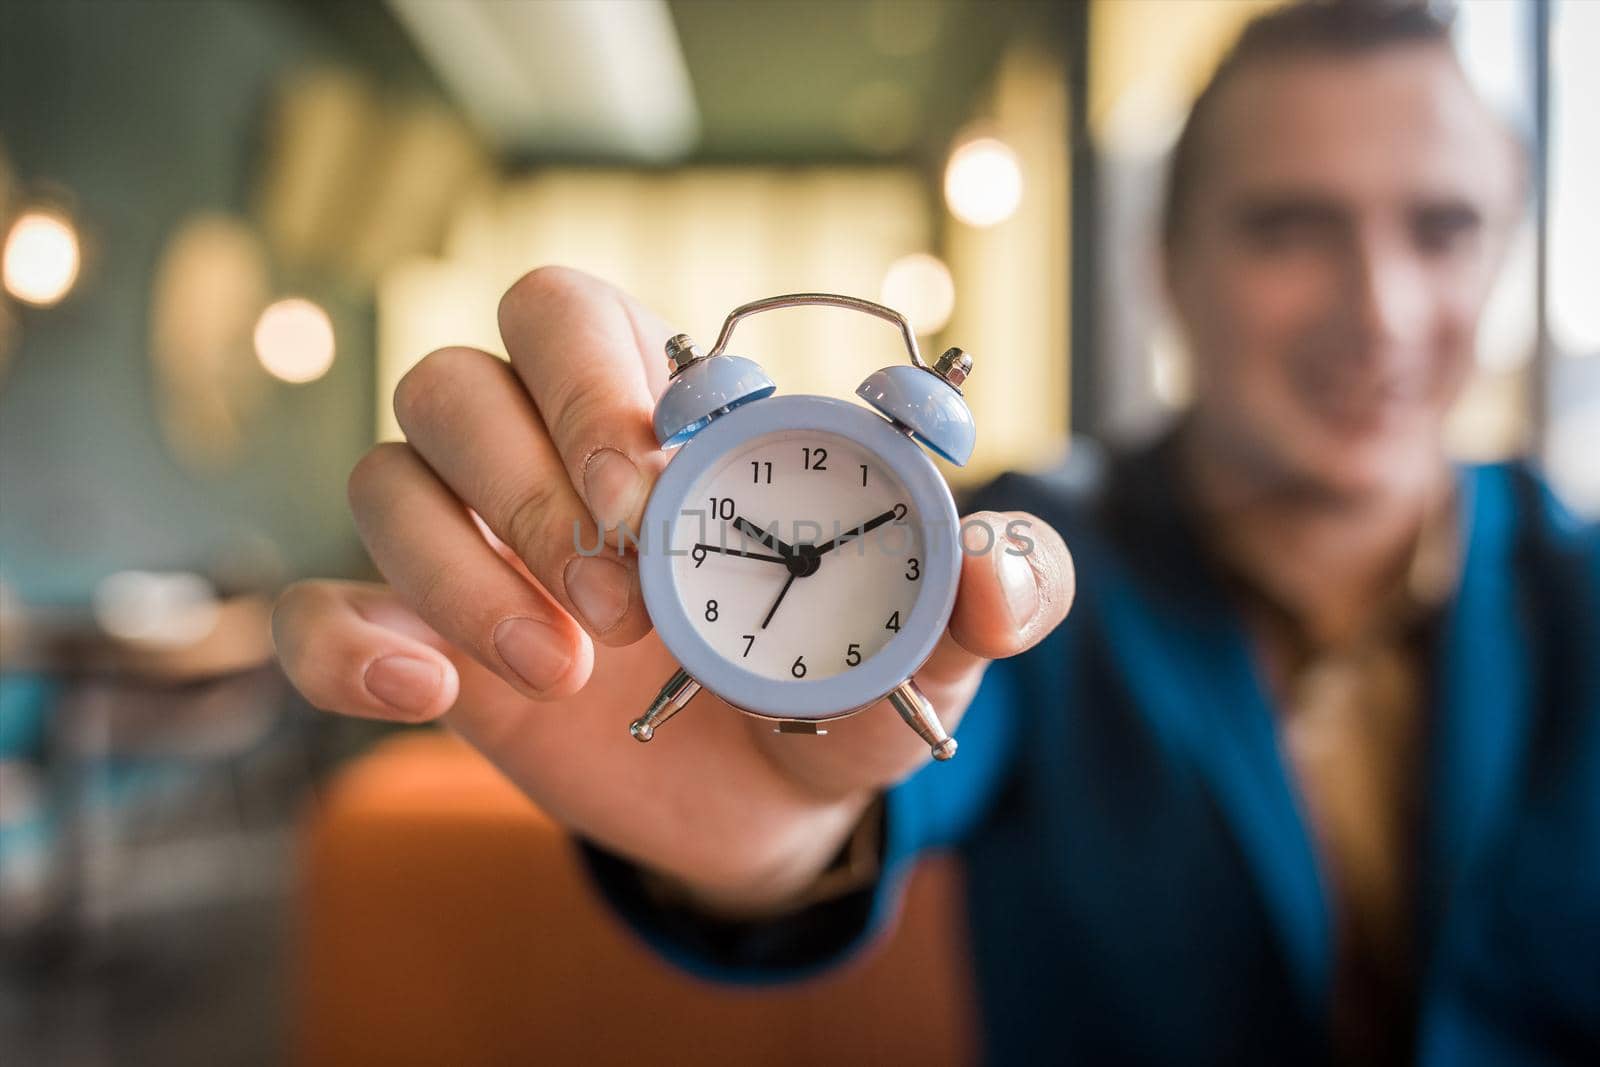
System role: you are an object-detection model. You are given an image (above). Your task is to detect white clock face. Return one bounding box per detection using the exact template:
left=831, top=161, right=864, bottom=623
left=665, top=429, right=927, bottom=684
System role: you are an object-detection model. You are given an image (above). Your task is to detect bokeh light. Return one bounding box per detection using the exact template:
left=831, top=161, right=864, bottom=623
left=881, top=252, right=955, bottom=336
left=253, top=297, right=335, bottom=383
left=1148, top=321, right=1192, bottom=410
left=2, top=209, right=81, bottom=307
left=943, top=136, right=1023, bottom=228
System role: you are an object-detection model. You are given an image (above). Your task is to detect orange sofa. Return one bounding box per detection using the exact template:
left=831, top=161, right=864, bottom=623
left=294, top=731, right=978, bottom=1066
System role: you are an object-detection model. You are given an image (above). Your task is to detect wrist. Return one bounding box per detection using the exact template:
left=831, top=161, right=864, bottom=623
left=646, top=794, right=885, bottom=921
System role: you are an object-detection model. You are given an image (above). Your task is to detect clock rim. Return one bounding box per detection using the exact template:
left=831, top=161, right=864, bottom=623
left=637, top=394, right=961, bottom=721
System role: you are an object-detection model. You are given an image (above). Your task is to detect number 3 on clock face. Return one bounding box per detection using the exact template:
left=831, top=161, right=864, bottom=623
left=638, top=395, right=961, bottom=723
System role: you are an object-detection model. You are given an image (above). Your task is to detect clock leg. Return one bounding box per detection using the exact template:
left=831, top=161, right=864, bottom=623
left=630, top=667, right=701, bottom=742
left=888, top=679, right=957, bottom=761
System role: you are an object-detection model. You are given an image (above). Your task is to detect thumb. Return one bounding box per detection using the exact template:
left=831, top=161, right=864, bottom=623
left=917, top=510, right=1075, bottom=688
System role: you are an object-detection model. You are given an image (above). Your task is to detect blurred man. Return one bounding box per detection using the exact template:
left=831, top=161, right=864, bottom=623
left=273, top=3, right=1597, bottom=1063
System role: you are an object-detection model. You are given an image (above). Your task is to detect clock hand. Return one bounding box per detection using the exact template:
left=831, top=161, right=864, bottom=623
left=760, top=570, right=797, bottom=630
left=692, top=543, right=787, bottom=565
left=811, top=505, right=903, bottom=556
left=732, top=515, right=796, bottom=558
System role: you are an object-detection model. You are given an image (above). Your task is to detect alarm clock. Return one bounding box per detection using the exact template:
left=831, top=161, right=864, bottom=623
left=628, top=293, right=976, bottom=760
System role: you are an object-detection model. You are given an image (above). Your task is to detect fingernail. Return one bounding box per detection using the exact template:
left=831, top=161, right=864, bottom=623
left=563, top=555, right=631, bottom=634
left=364, top=655, right=441, bottom=716
left=493, top=617, right=573, bottom=693
left=584, top=449, right=643, bottom=532
left=997, top=540, right=1039, bottom=630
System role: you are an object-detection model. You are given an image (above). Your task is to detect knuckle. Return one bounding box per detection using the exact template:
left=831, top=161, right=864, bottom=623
left=392, top=346, right=477, bottom=434
left=501, top=480, right=570, bottom=570
left=409, top=558, right=474, bottom=635
left=346, top=442, right=414, bottom=515
left=547, top=382, right=609, bottom=458
left=269, top=583, right=346, bottom=707
left=270, top=580, right=322, bottom=659
left=498, top=265, right=588, bottom=336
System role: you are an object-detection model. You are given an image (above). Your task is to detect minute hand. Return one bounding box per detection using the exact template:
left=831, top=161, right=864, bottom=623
left=812, top=507, right=901, bottom=556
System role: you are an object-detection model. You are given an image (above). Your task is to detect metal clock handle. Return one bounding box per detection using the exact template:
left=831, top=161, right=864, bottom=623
left=706, top=293, right=929, bottom=369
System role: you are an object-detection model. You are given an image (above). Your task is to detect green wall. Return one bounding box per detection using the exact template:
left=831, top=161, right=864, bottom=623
left=0, top=1, right=388, bottom=602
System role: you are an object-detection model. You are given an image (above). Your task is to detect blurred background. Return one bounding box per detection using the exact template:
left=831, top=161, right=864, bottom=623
left=0, top=1, right=1594, bottom=1064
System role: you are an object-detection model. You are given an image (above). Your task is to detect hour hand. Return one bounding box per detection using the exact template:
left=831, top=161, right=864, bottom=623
left=691, top=542, right=787, bottom=565
left=733, top=515, right=796, bottom=558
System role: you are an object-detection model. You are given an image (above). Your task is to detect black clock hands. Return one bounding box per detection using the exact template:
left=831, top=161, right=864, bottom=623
left=733, top=506, right=904, bottom=560
left=811, top=503, right=905, bottom=557
left=760, top=571, right=798, bottom=630
left=691, top=542, right=787, bottom=565
left=732, top=515, right=797, bottom=558
left=742, top=503, right=905, bottom=632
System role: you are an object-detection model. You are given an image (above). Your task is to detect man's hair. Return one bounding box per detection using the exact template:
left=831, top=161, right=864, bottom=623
left=1160, top=0, right=1456, bottom=249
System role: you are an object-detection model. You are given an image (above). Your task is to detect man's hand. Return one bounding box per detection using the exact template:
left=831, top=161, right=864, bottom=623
left=271, top=267, right=1076, bottom=912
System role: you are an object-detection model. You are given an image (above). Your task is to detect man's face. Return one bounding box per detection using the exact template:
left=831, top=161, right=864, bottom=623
left=1167, top=45, right=1522, bottom=501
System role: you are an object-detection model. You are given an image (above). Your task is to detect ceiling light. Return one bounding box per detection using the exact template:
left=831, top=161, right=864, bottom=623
left=3, top=209, right=81, bottom=307
left=254, top=297, right=335, bottom=383
left=944, top=136, right=1023, bottom=228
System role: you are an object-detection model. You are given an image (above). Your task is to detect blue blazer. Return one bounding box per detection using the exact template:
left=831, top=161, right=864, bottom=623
left=585, top=444, right=1600, bottom=1065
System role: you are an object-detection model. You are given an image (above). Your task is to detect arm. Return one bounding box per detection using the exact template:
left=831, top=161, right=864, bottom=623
left=270, top=267, right=1073, bottom=949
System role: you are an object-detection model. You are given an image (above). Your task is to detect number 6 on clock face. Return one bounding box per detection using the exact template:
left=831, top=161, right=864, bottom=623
left=638, top=394, right=961, bottom=723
